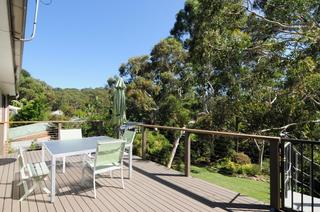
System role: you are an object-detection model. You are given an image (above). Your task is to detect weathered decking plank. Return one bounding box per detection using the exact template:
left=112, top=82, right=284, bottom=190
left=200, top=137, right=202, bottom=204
left=0, top=151, right=269, bottom=212
left=31, top=153, right=64, bottom=212
left=3, top=155, right=14, bottom=212
left=0, top=156, right=11, bottom=212
left=123, top=164, right=206, bottom=211
left=11, top=159, right=20, bottom=212
left=26, top=151, right=47, bottom=212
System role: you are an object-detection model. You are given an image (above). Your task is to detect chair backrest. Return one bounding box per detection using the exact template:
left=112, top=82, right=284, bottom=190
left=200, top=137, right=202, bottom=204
left=94, top=141, right=126, bottom=168
left=121, top=130, right=136, bottom=146
left=60, top=129, right=82, bottom=140
left=18, top=147, right=28, bottom=179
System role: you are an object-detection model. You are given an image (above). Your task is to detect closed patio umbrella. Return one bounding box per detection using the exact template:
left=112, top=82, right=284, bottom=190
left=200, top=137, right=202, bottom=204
left=112, top=78, right=127, bottom=127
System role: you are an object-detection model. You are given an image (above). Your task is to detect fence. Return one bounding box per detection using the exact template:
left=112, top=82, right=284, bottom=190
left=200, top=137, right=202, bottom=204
left=1, top=120, right=319, bottom=211
left=282, top=140, right=320, bottom=211
left=137, top=123, right=320, bottom=211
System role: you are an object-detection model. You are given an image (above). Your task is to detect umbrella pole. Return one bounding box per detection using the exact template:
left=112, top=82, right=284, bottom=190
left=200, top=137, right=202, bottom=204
left=115, top=125, right=120, bottom=138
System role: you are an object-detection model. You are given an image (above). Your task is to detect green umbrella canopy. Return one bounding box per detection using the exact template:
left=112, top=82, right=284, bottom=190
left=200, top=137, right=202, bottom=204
left=112, top=78, right=127, bottom=126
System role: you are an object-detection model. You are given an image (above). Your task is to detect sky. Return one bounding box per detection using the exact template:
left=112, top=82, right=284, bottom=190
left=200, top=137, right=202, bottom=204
left=23, top=0, right=185, bottom=89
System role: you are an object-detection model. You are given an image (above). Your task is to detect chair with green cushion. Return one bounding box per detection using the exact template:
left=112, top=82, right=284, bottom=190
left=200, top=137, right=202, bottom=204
left=120, top=130, right=136, bottom=179
left=81, top=140, right=126, bottom=198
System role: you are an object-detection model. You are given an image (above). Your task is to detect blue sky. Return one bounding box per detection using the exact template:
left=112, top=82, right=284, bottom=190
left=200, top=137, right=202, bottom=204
left=23, top=0, right=185, bottom=89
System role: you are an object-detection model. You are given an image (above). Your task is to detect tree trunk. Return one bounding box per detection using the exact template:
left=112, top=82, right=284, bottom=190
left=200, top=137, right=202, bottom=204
left=258, top=140, right=265, bottom=170
left=167, top=130, right=184, bottom=168
left=254, top=139, right=265, bottom=170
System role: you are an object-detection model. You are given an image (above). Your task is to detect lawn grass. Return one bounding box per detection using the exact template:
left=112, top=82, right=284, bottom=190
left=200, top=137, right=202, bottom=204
left=191, top=166, right=270, bottom=203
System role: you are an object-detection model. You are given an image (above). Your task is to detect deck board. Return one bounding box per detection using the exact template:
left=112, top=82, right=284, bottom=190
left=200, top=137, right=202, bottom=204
left=0, top=151, right=269, bottom=212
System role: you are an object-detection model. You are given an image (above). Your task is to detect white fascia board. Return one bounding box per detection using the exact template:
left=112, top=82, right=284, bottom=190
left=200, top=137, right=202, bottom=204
left=0, top=0, right=16, bottom=96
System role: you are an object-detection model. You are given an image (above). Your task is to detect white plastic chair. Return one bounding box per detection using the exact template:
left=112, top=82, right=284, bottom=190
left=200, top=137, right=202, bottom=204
left=17, top=147, right=50, bottom=201
left=59, top=129, right=82, bottom=173
left=81, top=140, right=126, bottom=198
left=120, top=130, right=136, bottom=179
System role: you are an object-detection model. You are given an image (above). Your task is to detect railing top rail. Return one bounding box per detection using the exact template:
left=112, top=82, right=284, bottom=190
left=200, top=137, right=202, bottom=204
left=137, top=123, right=281, bottom=141
left=137, top=123, right=320, bottom=144
left=0, top=120, right=103, bottom=124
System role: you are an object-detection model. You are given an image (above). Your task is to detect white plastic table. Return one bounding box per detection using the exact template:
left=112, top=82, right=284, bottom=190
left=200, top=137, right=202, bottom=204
left=41, top=136, right=127, bottom=202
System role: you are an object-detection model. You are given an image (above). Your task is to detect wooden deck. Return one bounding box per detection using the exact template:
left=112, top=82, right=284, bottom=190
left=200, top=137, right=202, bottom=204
left=0, top=151, right=269, bottom=212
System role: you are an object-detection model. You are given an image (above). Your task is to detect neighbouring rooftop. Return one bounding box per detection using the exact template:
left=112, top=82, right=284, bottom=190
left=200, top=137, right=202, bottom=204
left=8, top=123, right=50, bottom=141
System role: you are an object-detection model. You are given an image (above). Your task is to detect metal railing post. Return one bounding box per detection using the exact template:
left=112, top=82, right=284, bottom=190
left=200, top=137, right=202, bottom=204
left=280, top=141, right=285, bottom=208
left=270, top=139, right=281, bottom=210
left=184, top=132, right=191, bottom=177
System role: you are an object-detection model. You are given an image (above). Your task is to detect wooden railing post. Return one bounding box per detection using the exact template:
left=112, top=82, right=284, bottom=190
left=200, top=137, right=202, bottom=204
left=141, top=127, right=147, bottom=159
left=270, top=139, right=280, bottom=210
left=58, top=122, right=62, bottom=140
left=184, top=132, right=191, bottom=177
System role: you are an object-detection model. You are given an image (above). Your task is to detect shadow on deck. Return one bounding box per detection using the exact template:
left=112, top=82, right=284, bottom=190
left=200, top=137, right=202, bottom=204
left=0, top=151, right=269, bottom=212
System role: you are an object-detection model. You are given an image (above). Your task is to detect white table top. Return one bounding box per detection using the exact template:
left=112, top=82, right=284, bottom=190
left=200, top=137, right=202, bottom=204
left=42, top=136, right=122, bottom=157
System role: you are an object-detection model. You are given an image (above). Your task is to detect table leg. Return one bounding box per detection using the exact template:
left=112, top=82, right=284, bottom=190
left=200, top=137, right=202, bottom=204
left=50, top=156, right=56, bottom=202
left=41, top=145, right=45, bottom=162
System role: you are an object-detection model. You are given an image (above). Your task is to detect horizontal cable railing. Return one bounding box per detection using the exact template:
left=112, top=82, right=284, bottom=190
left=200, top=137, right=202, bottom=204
left=3, top=121, right=320, bottom=211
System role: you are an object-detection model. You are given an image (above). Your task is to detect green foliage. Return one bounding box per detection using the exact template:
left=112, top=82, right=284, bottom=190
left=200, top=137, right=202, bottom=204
left=218, top=159, right=238, bottom=176
left=29, top=141, right=41, bottom=151
left=217, top=158, right=261, bottom=177
left=13, top=69, right=112, bottom=124
left=13, top=98, right=49, bottom=121
left=231, top=152, right=251, bottom=165
left=133, top=131, right=172, bottom=165
left=158, top=95, right=191, bottom=127
left=241, top=164, right=261, bottom=177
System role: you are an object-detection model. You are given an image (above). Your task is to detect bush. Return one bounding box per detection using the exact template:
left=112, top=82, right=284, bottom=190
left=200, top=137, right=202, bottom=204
left=133, top=131, right=172, bottom=165
left=242, top=164, right=261, bottom=176
left=218, top=159, right=239, bottom=176
left=231, top=152, right=251, bottom=165
left=217, top=157, right=261, bottom=177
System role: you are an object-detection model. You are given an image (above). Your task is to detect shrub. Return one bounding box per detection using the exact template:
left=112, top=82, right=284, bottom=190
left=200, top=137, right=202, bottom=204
left=218, top=159, right=239, bottom=176
left=231, top=152, right=251, bottom=165
left=242, top=164, right=261, bottom=176
left=217, top=157, right=261, bottom=177
left=133, top=131, right=172, bottom=165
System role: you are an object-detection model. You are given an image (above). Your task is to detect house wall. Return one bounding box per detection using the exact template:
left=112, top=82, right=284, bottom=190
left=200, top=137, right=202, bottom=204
left=0, top=93, right=9, bottom=155
left=0, top=92, right=3, bottom=155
